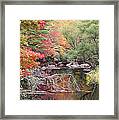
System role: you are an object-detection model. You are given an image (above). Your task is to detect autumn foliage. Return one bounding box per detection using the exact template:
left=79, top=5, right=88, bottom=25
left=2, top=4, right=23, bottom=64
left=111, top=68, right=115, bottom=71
left=20, top=20, right=99, bottom=78
left=20, top=47, right=45, bottom=77
left=20, top=20, right=72, bottom=77
left=20, top=20, right=99, bottom=100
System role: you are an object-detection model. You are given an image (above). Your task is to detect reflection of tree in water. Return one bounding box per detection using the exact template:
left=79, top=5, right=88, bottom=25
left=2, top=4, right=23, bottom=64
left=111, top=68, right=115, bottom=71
left=20, top=62, right=99, bottom=100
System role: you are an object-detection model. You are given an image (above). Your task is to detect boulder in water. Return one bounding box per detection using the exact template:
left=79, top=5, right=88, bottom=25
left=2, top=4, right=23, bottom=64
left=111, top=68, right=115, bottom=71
left=79, top=63, right=91, bottom=69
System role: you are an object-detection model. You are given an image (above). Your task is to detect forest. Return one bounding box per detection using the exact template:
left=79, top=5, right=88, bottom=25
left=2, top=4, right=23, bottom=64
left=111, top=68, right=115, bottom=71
left=20, top=20, right=99, bottom=100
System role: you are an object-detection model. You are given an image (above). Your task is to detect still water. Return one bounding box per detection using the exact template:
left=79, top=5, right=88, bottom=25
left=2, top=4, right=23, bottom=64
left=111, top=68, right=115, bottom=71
left=20, top=68, right=99, bottom=100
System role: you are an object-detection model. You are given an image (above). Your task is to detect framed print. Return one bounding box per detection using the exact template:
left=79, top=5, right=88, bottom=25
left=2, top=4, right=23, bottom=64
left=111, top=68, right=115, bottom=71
left=0, top=0, right=118, bottom=119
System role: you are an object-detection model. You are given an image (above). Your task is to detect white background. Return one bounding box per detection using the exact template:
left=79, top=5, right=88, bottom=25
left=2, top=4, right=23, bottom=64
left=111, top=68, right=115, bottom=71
left=5, top=5, right=114, bottom=115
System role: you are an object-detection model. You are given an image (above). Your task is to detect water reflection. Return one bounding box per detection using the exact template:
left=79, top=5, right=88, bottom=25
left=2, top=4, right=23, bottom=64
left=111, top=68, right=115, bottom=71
left=20, top=67, right=99, bottom=100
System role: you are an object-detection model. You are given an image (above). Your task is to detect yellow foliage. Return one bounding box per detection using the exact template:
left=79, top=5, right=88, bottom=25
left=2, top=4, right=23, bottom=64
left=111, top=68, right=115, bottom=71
left=20, top=34, right=28, bottom=46
left=86, top=67, right=99, bottom=84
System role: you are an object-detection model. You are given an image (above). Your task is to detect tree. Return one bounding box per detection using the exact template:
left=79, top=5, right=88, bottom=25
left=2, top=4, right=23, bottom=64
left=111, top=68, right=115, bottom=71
left=61, top=22, right=80, bottom=49
left=20, top=20, right=49, bottom=77
left=20, top=20, right=49, bottom=51
left=48, top=20, right=71, bottom=60
left=60, top=20, right=99, bottom=66
left=20, top=47, right=45, bottom=77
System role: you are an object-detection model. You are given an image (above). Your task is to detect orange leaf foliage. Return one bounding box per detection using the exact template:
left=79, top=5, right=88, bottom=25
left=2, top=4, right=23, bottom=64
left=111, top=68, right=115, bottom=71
left=20, top=47, right=45, bottom=77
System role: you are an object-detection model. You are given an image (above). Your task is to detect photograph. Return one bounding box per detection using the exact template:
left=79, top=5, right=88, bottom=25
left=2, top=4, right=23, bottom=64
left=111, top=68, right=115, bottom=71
left=2, top=0, right=117, bottom=118
left=20, top=20, right=99, bottom=100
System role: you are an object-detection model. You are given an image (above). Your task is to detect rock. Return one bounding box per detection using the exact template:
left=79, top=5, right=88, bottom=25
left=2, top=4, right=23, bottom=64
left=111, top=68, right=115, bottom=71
left=58, top=64, right=64, bottom=67
left=67, top=62, right=80, bottom=68
left=41, top=66, right=47, bottom=70
left=48, top=64, right=55, bottom=68
left=79, top=63, right=91, bottom=69
left=83, top=68, right=91, bottom=72
left=66, top=62, right=72, bottom=68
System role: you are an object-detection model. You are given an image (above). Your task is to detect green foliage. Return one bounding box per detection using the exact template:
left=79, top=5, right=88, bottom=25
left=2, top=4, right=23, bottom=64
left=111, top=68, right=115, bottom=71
left=76, top=41, right=99, bottom=64
left=63, top=49, right=78, bottom=60
left=61, top=20, right=99, bottom=66
left=39, top=30, right=49, bottom=34
left=77, top=20, right=99, bottom=42
left=61, top=22, right=80, bottom=49
left=20, top=20, right=49, bottom=51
